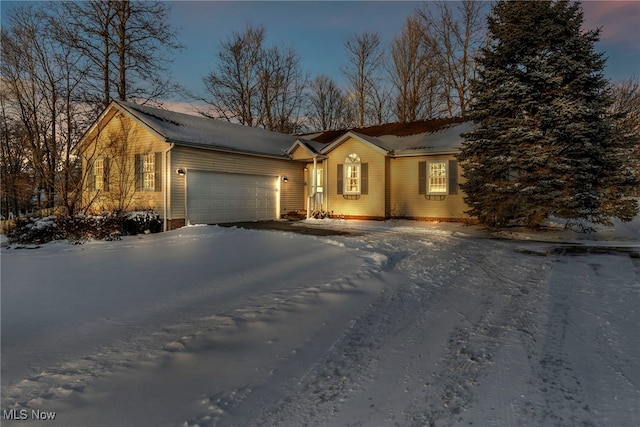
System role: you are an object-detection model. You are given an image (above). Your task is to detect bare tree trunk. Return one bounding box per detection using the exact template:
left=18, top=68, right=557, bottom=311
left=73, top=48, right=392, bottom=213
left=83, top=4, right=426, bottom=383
left=342, top=32, right=384, bottom=127
left=417, top=0, right=486, bottom=117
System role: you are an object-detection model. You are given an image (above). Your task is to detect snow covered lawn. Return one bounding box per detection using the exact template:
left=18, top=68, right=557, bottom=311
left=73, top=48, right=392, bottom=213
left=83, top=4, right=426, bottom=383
left=1, top=219, right=639, bottom=426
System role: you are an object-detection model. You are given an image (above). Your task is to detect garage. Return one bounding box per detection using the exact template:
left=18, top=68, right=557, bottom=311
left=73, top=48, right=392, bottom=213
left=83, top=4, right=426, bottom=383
left=186, top=170, right=279, bottom=224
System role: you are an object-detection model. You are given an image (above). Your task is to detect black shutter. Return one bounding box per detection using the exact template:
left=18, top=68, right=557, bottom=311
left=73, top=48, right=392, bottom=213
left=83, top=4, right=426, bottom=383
left=337, top=164, right=343, bottom=194
left=448, top=160, right=458, bottom=195
left=361, top=163, right=368, bottom=195
left=135, top=154, right=142, bottom=191
left=154, top=152, right=162, bottom=192
left=103, top=157, right=110, bottom=192
left=88, top=161, right=95, bottom=191
left=418, top=161, right=426, bottom=195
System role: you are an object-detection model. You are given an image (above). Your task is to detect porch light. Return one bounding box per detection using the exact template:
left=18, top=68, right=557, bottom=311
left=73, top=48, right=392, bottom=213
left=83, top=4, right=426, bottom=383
left=282, top=176, right=289, bottom=183
left=176, top=168, right=186, bottom=176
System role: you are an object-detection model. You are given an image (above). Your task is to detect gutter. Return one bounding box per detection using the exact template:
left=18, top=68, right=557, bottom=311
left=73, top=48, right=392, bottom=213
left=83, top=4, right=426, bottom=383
left=163, top=143, right=175, bottom=232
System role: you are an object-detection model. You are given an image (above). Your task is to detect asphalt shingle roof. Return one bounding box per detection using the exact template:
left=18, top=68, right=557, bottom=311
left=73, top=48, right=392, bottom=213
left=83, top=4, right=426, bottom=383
left=117, top=101, right=300, bottom=158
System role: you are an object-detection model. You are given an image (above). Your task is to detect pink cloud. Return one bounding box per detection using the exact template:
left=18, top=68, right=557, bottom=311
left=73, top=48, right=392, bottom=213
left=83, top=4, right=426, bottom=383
left=581, top=1, right=640, bottom=49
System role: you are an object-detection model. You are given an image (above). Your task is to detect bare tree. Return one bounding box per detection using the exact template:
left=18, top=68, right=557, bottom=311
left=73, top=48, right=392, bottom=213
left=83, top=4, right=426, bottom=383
left=203, top=24, right=308, bottom=132
left=1, top=4, right=61, bottom=212
left=306, top=74, right=351, bottom=131
left=417, top=0, right=486, bottom=117
left=0, top=89, right=34, bottom=218
left=1, top=1, right=180, bottom=218
left=57, top=0, right=181, bottom=107
left=610, top=77, right=640, bottom=195
left=389, top=16, right=443, bottom=122
left=257, top=45, right=308, bottom=133
left=96, top=116, right=138, bottom=212
left=202, top=24, right=265, bottom=126
left=54, top=1, right=116, bottom=108
left=342, top=32, right=385, bottom=127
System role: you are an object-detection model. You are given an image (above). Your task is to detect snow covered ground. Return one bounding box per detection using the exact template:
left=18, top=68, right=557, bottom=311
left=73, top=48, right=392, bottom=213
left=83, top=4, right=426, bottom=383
left=1, top=218, right=639, bottom=426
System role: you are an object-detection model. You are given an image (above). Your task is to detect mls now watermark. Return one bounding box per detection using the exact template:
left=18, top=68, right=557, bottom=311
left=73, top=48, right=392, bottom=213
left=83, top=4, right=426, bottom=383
left=3, top=409, right=57, bottom=421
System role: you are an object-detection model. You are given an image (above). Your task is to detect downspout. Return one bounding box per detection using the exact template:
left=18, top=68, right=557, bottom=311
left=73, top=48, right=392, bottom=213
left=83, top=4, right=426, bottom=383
left=163, top=143, right=175, bottom=232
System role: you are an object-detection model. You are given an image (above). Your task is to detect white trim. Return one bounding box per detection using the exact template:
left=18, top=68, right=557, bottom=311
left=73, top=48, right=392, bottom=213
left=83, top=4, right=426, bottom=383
left=392, top=149, right=459, bottom=157
left=286, top=139, right=321, bottom=157
left=343, top=153, right=362, bottom=195
left=427, top=160, right=448, bottom=195
left=320, top=131, right=388, bottom=156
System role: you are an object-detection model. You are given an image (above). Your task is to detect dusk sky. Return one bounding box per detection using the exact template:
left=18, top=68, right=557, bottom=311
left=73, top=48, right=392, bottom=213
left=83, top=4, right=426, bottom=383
left=169, top=1, right=639, bottom=92
left=2, top=1, right=639, bottom=104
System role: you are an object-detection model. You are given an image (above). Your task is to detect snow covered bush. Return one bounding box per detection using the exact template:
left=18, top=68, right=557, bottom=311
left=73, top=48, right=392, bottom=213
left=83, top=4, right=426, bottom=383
left=6, top=210, right=162, bottom=244
left=62, top=214, right=123, bottom=242
left=7, top=216, right=64, bottom=244
left=121, top=210, right=162, bottom=235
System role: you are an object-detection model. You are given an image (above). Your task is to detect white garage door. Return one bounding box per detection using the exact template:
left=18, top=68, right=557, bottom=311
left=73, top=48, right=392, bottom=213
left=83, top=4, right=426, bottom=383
left=187, top=171, right=278, bottom=224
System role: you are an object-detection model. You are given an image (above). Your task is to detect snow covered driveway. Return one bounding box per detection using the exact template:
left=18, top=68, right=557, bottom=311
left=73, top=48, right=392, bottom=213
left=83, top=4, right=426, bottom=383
left=1, top=220, right=639, bottom=426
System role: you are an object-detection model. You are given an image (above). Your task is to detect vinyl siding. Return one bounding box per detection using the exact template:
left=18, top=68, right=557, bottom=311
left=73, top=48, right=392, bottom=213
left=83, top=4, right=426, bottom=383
left=169, top=146, right=305, bottom=220
left=290, top=144, right=315, bottom=161
left=325, top=137, right=386, bottom=218
left=82, top=112, right=166, bottom=212
left=389, top=155, right=468, bottom=219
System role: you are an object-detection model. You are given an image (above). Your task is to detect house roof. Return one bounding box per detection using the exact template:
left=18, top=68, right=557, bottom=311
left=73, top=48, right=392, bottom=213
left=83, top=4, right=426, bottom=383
left=375, top=121, right=475, bottom=155
left=83, top=101, right=472, bottom=160
left=307, top=119, right=474, bottom=157
left=302, top=117, right=467, bottom=143
left=115, top=101, right=301, bottom=158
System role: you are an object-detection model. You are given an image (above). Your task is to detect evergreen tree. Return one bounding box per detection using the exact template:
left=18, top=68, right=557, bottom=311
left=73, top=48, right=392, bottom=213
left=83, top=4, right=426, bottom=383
left=458, top=0, right=638, bottom=228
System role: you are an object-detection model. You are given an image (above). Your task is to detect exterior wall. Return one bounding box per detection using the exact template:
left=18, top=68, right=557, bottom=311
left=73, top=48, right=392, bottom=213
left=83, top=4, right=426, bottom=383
left=82, top=112, right=166, bottom=213
left=325, top=137, right=387, bottom=219
left=290, top=144, right=315, bottom=161
left=169, top=146, right=306, bottom=221
left=389, top=155, right=469, bottom=220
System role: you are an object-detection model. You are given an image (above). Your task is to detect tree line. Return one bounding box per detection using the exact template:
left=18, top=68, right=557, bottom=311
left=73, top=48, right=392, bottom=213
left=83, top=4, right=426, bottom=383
left=1, top=0, right=180, bottom=218
left=201, top=1, right=486, bottom=131
left=1, top=0, right=638, bottom=227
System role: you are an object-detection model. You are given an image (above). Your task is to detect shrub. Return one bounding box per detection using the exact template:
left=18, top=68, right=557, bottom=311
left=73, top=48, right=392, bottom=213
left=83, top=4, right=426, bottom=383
left=7, top=216, right=64, bottom=244
left=121, top=210, right=162, bottom=235
left=6, top=210, right=163, bottom=244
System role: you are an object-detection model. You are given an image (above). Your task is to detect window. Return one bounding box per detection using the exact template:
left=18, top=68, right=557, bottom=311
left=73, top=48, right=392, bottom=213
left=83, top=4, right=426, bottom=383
left=429, top=162, right=447, bottom=194
left=419, top=160, right=458, bottom=196
left=344, top=153, right=361, bottom=194
left=337, top=154, right=368, bottom=196
left=94, top=158, right=104, bottom=191
left=136, top=152, right=161, bottom=192
left=142, top=153, right=155, bottom=191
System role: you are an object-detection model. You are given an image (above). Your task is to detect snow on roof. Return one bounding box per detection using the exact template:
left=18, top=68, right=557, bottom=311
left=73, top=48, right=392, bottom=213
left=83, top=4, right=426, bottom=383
left=114, top=101, right=472, bottom=159
left=301, top=119, right=473, bottom=156
left=117, top=101, right=301, bottom=158
left=376, top=122, right=475, bottom=155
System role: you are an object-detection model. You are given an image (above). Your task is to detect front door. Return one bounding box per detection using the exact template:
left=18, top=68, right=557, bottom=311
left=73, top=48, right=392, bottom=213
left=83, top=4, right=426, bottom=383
left=310, top=167, right=323, bottom=212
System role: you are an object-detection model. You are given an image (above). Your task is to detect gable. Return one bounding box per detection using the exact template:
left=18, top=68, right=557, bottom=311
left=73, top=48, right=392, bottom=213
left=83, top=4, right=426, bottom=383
left=288, top=140, right=322, bottom=161
left=325, top=136, right=387, bottom=166
left=321, top=132, right=388, bottom=156
left=79, top=107, right=167, bottom=160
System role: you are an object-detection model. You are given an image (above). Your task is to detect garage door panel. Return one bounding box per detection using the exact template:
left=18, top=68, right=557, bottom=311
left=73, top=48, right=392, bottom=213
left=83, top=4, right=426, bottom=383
left=187, top=171, right=278, bottom=224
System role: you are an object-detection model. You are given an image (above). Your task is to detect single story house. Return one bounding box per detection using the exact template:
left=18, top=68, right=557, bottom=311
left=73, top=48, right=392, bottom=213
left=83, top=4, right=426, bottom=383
left=79, top=101, right=473, bottom=231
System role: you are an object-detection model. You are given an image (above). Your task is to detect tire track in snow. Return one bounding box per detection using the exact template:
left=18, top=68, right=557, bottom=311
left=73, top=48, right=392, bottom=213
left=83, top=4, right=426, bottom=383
left=403, top=241, right=555, bottom=427
left=535, top=251, right=640, bottom=427
left=251, top=229, right=555, bottom=426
